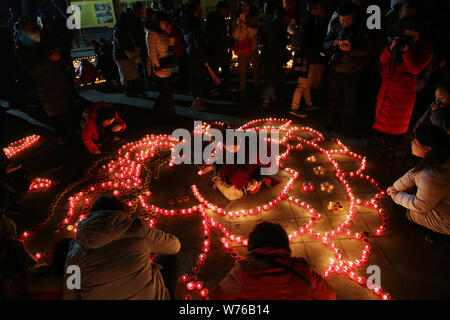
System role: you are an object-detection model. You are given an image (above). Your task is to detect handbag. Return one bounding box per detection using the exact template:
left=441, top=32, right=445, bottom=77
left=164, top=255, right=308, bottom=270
left=158, top=56, right=177, bottom=70
left=214, top=176, right=245, bottom=201
left=232, top=39, right=253, bottom=56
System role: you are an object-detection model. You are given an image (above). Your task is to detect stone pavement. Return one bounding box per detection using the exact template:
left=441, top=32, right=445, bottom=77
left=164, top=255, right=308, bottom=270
left=1, top=87, right=449, bottom=300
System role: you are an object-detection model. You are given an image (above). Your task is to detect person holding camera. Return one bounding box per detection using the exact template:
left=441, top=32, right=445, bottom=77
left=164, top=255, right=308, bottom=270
left=81, top=102, right=126, bottom=155
left=323, top=4, right=369, bottom=134
left=146, top=12, right=176, bottom=116
left=372, top=18, right=434, bottom=153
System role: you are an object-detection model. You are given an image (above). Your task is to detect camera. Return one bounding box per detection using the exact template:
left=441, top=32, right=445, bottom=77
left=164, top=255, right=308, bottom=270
left=389, top=35, right=413, bottom=64
left=390, top=35, right=413, bottom=51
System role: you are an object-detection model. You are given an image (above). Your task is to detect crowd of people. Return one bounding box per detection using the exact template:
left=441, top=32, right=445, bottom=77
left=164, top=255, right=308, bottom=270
left=0, top=0, right=449, bottom=300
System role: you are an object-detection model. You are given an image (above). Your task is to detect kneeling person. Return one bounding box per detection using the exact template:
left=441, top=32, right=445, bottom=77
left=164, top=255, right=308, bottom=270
left=82, top=102, right=126, bottom=155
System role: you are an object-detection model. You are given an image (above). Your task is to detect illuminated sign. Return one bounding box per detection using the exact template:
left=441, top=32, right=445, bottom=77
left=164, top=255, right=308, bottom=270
left=70, top=0, right=116, bottom=28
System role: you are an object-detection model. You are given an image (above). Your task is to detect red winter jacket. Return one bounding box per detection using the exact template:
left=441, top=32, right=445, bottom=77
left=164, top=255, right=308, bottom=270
left=82, top=102, right=126, bottom=154
left=372, top=45, right=434, bottom=135
left=210, top=247, right=336, bottom=300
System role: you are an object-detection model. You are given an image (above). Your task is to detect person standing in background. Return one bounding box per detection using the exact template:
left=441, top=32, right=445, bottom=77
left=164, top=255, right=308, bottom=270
left=146, top=12, right=176, bottom=116
left=233, top=0, right=262, bottom=100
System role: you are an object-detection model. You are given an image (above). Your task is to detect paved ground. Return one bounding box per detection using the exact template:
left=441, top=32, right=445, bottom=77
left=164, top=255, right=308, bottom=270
left=1, top=79, right=449, bottom=300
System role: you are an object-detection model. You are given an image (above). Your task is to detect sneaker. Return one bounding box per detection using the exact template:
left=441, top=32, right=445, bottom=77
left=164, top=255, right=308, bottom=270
left=191, top=97, right=207, bottom=111
left=305, top=105, right=320, bottom=111
left=289, top=108, right=308, bottom=118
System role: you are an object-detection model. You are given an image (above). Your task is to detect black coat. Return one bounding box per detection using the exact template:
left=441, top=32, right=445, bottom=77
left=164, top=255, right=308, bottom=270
left=15, top=37, right=72, bottom=117
left=261, top=19, right=289, bottom=86
left=127, top=13, right=147, bottom=57
left=295, top=13, right=328, bottom=64
left=113, top=16, right=137, bottom=61
left=181, top=16, right=208, bottom=76
left=206, top=11, right=231, bottom=66
left=323, top=17, right=369, bottom=73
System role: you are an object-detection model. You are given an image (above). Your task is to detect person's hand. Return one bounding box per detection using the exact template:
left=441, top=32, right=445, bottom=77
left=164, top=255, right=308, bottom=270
left=5, top=163, right=22, bottom=174
left=93, top=150, right=101, bottom=155
left=48, top=51, right=61, bottom=62
left=204, top=62, right=210, bottom=68
left=400, top=44, right=408, bottom=52
left=387, top=186, right=398, bottom=199
left=389, top=37, right=399, bottom=51
left=430, top=100, right=440, bottom=110
left=339, top=40, right=352, bottom=52
left=333, top=40, right=341, bottom=47
left=246, top=179, right=259, bottom=192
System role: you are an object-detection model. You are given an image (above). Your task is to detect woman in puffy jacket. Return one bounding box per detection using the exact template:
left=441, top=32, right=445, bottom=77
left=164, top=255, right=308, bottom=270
left=372, top=18, right=434, bottom=152
left=63, top=196, right=181, bottom=300
left=81, top=101, right=126, bottom=155
left=387, top=125, right=450, bottom=236
left=232, top=0, right=261, bottom=99
left=146, top=12, right=175, bottom=116
left=211, top=222, right=335, bottom=300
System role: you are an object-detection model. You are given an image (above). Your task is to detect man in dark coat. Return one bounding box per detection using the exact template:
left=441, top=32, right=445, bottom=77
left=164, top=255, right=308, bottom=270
left=289, top=0, right=328, bottom=117
left=260, top=8, right=290, bottom=108
left=207, top=1, right=232, bottom=93
left=181, top=0, right=210, bottom=111
left=113, top=13, right=144, bottom=97
left=323, top=3, right=369, bottom=134
left=127, top=2, right=148, bottom=85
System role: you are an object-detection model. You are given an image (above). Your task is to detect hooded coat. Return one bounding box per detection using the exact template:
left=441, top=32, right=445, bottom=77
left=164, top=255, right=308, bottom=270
left=63, top=210, right=181, bottom=300
left=81, top=101, right=126, bottom=154
left=210, top=247, right=336, bottom=300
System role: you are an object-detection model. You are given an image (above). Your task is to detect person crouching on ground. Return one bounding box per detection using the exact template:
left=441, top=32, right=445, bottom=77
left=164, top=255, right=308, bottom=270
left=387, top=125, right=450, bottom=237
left=63, top=196, right=181, bottom=300
left=201, top=131, right=279, bottom=201
left=414, top=83, right=450, bottom=135
left=210, top=222, right=336, bottom=299
left=81, top=101, right=126, bottom=155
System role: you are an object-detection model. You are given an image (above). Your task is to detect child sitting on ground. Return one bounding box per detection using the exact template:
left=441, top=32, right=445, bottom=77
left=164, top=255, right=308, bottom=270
left=81, top=101, right=126, bottom=155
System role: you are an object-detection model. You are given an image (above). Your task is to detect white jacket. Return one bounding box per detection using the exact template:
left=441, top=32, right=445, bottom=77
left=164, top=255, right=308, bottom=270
left=63, top=210, right=181, bottom=300
left=393, top=160, right=450, bottom=235
left=232, top=15, right=260, bottom=51
left=146, top=29, right=175, bottom=78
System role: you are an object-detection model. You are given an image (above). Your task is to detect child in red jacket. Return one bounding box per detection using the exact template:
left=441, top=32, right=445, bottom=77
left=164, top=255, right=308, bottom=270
left=81, top=102, right=126, bottom=154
